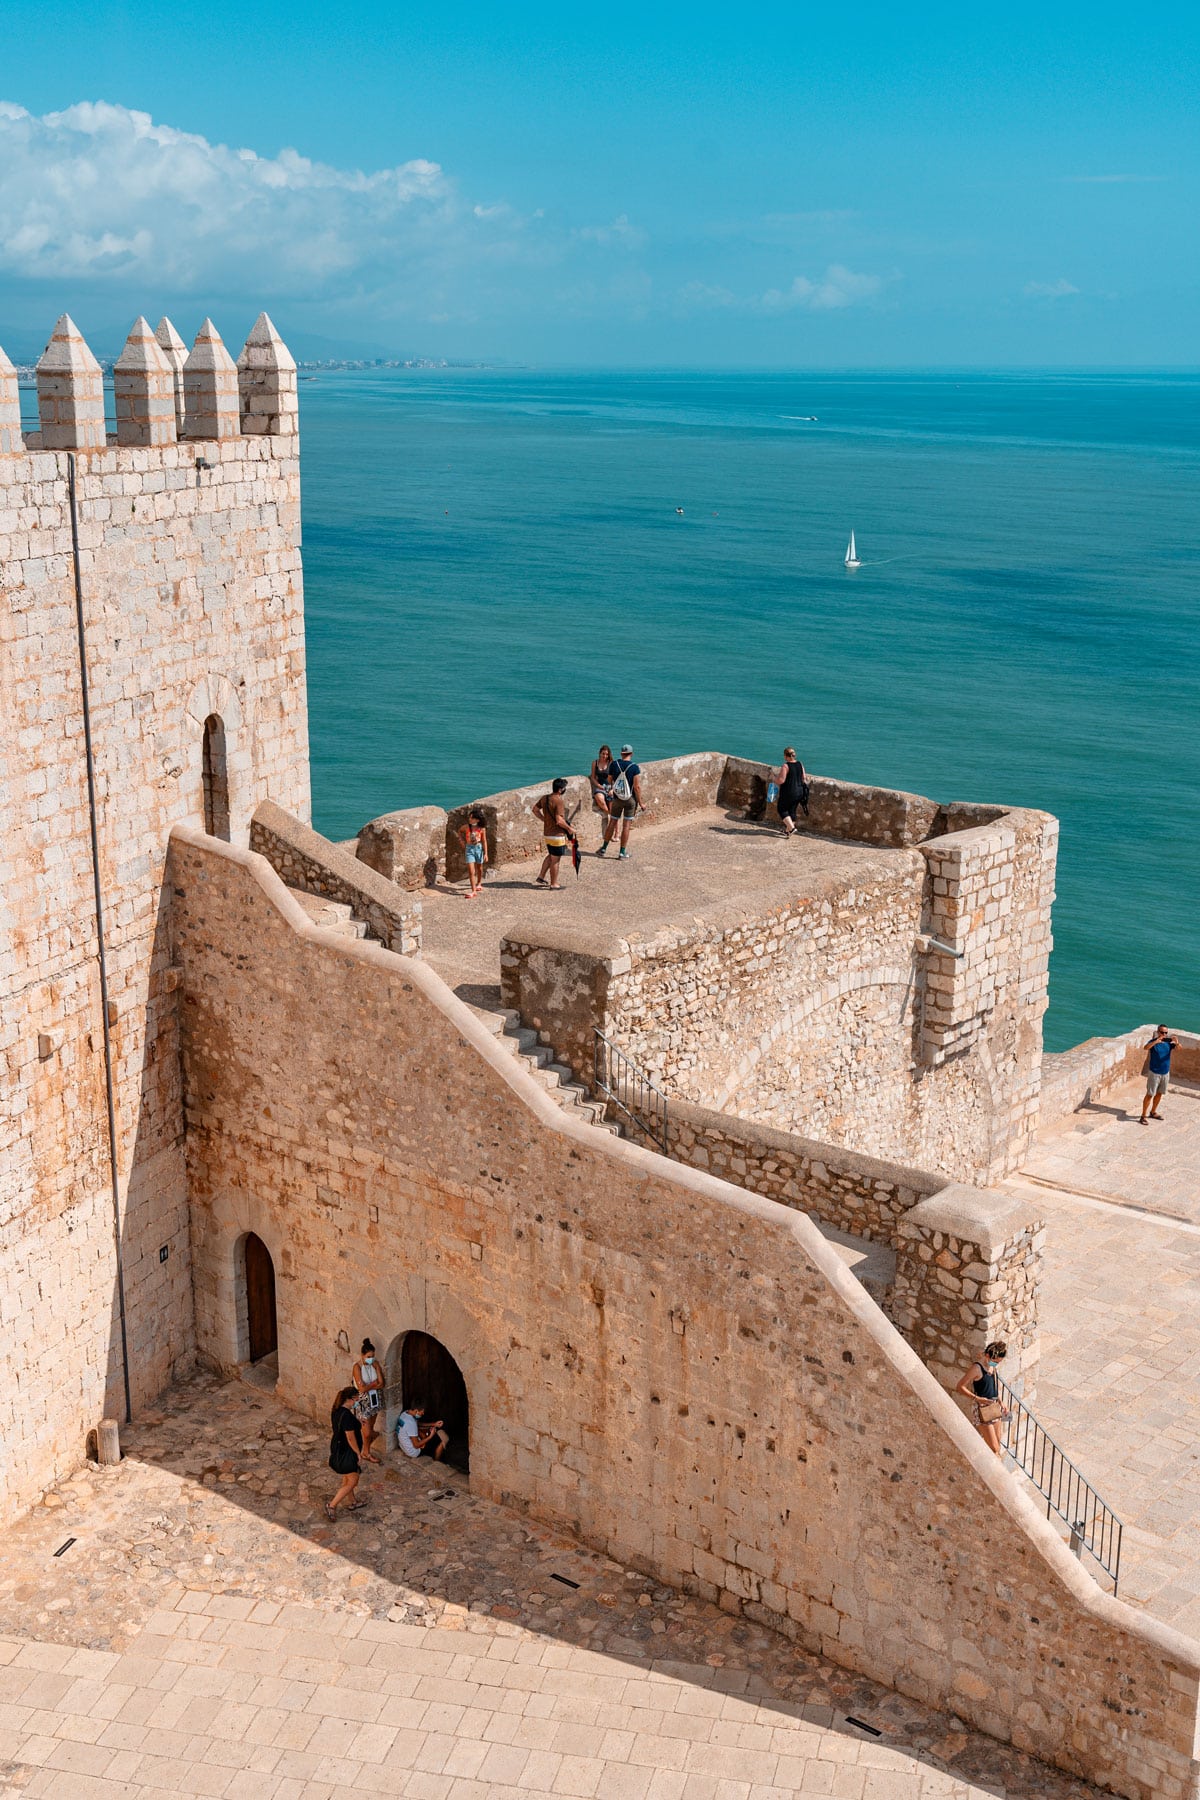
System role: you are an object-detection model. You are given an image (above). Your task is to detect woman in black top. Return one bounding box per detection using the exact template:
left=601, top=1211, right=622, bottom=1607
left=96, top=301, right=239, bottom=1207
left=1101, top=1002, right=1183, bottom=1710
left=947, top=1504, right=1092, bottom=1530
left=955, top=1341, right=1011, bottom=1456
left=773, top=747, right=809, bottom=836
left=326, top=1385, right=365, bottom=1519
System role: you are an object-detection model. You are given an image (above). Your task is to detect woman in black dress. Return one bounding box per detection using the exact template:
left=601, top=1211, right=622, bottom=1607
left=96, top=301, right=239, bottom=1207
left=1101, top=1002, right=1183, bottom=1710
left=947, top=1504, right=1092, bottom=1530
left=326, top=1384, right=366, bottom=1519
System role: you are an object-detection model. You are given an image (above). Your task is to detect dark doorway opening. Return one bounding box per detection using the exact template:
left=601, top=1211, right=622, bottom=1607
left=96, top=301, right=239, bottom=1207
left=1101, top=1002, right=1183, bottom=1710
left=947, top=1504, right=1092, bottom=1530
left=243, top=1233, right=278, bottom=1366
left=202, top=713, right=230, bottom=840
left=401, top=1331, right=470, bottom=1472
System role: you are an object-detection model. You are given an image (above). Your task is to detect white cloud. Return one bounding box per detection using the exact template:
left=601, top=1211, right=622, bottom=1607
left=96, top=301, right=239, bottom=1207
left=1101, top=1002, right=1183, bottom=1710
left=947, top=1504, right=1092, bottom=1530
left=1023, top=278, right=1079, bottom=299
left=0, top=100, right=537, bottom=305
left=759, top=265, right=883, bottom=312
left=576, top=214, right=648, bottom=251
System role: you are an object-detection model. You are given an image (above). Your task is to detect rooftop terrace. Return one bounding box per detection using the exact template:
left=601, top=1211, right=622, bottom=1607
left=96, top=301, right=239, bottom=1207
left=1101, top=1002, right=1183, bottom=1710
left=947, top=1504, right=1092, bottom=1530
left=418, top=804, right=914, bottom=999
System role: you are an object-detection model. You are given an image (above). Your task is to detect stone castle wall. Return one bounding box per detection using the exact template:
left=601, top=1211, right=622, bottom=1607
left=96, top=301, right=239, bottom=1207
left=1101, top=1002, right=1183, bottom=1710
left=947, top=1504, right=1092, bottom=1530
left=171, top=829, right=1200, bottom=1800
left=499, top=783, right=1056, bottom=1186
left=0, top=314, right=309, bottom=1517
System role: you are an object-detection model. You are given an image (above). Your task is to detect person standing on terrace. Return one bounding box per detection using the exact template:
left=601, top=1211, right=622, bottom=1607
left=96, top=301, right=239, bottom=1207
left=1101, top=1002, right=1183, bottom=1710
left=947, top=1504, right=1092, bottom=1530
left=458, top=809, right=489, bottom=898
left=773, top=747, right=809, bottom=837
left=1141, top=1024, right=1179, bottom=1125
left=533, top=778, right=576, bottom=889
left=590, top=744, right=616, bottom=829
left=597, top=745, right=643, bottom=859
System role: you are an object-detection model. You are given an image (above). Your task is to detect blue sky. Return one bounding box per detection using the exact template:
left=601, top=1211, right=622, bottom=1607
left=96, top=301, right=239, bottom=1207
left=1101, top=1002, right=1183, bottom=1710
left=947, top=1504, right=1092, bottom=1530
left=1, top=0, right=1196, bottom=365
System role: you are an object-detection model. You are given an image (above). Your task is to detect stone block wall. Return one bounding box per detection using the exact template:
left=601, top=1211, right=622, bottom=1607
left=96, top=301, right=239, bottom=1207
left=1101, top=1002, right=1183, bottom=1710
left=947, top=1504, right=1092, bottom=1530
left=665, top=1099, right=942, bottom=1244
left=892, top=1186, right=1044, bottom=1397
left=0, top=312, right=309, bottom=1518
left=663, top=1101, right=1042, bottom=1388
left=251, top=801, right=420, bottom=954
left=498, top=778, right=1057, bottom=1186
left=171, top=829, right=1200, bottom=1800
left=356, top=806, right=448, bottom=890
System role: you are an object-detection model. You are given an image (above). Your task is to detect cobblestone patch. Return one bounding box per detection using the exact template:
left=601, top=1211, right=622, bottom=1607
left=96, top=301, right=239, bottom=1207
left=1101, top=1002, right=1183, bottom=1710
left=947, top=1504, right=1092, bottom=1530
left=0, top=1373, right=1099, bottom=1798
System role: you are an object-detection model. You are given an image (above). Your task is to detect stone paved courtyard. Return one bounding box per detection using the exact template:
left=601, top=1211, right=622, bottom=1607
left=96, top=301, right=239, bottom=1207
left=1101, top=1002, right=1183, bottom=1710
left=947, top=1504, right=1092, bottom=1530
left=1004, top=1074, right=1200, bottom=1629
left=0, top=1374, right=1099, bottom=1800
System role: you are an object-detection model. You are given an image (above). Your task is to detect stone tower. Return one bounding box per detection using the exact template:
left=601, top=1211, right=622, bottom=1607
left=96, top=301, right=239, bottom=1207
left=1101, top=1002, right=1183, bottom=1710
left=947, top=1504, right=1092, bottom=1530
left=0, top=311, right=310, bottom=1517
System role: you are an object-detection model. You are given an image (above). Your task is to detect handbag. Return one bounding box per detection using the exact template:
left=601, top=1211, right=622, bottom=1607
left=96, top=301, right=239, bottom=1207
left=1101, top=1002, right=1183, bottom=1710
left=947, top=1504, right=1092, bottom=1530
left=766, top=781, right=779, bottom=803
left=977, top=1398, right=1005, bottom=1425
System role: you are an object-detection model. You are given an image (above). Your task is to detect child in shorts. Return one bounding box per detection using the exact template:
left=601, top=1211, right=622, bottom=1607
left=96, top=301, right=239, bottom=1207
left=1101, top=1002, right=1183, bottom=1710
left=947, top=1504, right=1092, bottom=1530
left=459, top=809, right=488, bottom=898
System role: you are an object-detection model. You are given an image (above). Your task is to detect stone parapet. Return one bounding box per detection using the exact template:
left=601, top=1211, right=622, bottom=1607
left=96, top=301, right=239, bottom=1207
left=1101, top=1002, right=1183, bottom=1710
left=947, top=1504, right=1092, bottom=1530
left=356, top=805, right=448, bottom=889
left=113, top=316, right=176, bottom=448
left=892, top=1185, right=1044, bottom=1397
left=251, top=801, right=420, bottom=954
left=0, top=347, right=21, bottom=455
left=917, top=819, right=1016, bottom=1063
left=665, top=1097, right=942, bottom=1244
left=718, top=757, right=941, bottom=846
left=36, top=313, right=106, bottom=451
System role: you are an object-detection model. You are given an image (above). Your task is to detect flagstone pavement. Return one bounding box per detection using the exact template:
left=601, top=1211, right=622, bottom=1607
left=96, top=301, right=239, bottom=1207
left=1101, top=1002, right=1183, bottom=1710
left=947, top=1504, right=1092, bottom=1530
left=0, top=1374, right=1100, bottom=1800
left=1004, top=1075, right=1200, bottom=1629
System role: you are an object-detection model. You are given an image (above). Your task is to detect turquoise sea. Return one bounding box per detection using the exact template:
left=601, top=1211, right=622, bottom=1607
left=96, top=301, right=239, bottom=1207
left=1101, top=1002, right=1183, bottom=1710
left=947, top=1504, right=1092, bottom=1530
left=299, top=370, right=1198, bottom=1053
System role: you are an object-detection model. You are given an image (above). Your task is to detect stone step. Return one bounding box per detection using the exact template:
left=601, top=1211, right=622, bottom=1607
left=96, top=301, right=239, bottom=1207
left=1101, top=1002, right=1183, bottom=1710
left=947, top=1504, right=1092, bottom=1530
left=288, top=889, right=368, bottom=938
left=460, top=1002, right=623, bottom=1140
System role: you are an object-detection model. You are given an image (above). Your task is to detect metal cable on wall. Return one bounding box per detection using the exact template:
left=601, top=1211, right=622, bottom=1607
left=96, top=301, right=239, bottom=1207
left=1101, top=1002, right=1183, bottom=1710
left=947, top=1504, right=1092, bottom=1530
left=67, top=452, right=132, bottom=1425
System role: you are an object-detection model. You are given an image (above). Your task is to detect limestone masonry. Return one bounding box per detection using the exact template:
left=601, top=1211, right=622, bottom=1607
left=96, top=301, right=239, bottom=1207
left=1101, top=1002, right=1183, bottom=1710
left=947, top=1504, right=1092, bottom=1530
left=2, top=310, right=1198, bottom=1800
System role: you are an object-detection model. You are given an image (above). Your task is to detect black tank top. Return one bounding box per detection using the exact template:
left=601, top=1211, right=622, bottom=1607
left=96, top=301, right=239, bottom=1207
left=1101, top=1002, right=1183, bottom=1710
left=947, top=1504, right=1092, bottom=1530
left=972, top=1361, right=998, bottom=1400
left=780, top=762, right=806, bottom=804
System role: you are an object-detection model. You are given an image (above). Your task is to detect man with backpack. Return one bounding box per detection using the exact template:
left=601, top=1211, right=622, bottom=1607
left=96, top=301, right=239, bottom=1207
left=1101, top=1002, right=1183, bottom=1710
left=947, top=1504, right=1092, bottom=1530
left=597, top=745, right=643, bottom=859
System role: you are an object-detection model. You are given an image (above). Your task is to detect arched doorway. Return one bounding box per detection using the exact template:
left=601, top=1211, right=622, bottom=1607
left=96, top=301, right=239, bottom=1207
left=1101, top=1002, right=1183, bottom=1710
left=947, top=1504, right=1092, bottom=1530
left=242, top=1233, right=277, bottom=1368
left=399, top=1331, right=469, bottom=1472
left=202, top=713, right=230, bottom=840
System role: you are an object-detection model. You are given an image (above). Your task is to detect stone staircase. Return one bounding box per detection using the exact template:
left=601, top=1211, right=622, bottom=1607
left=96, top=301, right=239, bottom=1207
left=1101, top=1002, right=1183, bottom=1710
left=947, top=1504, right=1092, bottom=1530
left=464, top=1000, right=622, bottom=1138
left=288, top=889, right=369, bottom=940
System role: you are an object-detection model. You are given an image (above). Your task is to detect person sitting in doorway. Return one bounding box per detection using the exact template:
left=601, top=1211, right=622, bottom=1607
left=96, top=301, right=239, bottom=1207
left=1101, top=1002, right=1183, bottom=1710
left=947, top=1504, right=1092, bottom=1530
left=396, top=1401, right=450, bottom=1461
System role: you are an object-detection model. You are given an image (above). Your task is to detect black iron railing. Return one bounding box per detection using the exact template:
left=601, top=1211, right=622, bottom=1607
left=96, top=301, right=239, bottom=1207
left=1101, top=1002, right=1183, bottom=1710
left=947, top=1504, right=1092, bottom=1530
left=996, top=1373, right=1123, bottom=1593
left=593, top=1029, right=670, bottom=1155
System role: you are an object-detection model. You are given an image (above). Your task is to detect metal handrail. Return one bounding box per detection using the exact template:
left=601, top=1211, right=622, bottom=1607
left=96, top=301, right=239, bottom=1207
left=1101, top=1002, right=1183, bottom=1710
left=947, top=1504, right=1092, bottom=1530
left=996, top=1373, right=1123, bottom=1593
left=593, top=1029, right=670, bottom=1155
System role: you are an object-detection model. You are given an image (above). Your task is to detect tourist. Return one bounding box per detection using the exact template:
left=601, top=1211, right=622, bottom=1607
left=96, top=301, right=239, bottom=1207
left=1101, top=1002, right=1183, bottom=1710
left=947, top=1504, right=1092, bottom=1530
left=1141, top=1024, right=1179, bottom=1126
left=590, top=745, right=616, bottom=825
left=458, top=808, right=489, bottom=898
left=326, top=1385, right=366, bottom=1518
left=772, top=747, right=809, bottom=837
left=352, top=1338, right=384, bottom=1463
left=395, top=1401, right=450, bottom=1461
left=955, top=1342, right=1011, bottom=1457
left=532, top=778, right=576, bottom=889
left=597, top=744, right=643, bottom=858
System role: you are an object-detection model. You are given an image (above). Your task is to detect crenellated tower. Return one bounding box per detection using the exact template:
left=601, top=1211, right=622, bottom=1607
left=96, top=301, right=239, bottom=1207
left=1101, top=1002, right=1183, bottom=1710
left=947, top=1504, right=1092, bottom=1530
left=0, top=309, right=309, bottom=1518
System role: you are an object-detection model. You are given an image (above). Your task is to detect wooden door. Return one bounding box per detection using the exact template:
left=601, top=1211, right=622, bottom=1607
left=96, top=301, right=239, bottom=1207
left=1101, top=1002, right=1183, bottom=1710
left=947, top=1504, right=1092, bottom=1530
left=244, top=1234, right=277, bottom=1363
left=401, top=1331, right=469, bottom=1471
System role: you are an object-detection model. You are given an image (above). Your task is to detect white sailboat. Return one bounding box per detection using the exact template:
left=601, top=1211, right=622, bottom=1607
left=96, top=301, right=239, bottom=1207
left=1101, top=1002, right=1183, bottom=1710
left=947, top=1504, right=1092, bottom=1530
left=844, top=531, right=861, bottom=570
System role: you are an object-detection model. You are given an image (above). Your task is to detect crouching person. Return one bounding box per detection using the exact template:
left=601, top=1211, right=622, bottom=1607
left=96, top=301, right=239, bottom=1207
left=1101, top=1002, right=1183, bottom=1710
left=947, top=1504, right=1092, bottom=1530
left=396, top=1401, right=449, bottom=1461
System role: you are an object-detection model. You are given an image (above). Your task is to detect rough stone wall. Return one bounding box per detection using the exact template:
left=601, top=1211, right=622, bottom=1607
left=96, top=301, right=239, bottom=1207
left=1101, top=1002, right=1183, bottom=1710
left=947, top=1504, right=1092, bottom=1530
left=500, top=791, right=1056, bottom=1186
left=251, top=801, right=420, bottom=954
left=892, top=1187, right=1044, bottom=1398
left=171, top=829, right=1200, bottom=1800
left=665, top=1098, right=942, bottom=1244
left=0, top=397, right=308, bottom=1516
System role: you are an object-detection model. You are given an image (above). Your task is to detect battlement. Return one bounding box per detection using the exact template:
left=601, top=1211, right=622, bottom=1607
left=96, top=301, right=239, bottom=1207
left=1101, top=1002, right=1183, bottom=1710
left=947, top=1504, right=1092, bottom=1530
left=0, top=310, right=296, bottom=457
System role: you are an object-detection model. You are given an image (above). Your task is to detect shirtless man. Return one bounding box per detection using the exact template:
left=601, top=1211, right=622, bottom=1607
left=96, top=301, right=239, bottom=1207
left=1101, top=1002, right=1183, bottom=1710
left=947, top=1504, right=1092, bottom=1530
left=532, top=778, right=576, bottom=889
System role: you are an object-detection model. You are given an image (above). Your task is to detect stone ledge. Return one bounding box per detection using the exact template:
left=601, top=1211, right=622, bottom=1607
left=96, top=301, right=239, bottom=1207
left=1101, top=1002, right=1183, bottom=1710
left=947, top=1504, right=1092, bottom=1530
left=898, top=1183, right=1041, bottom=1255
